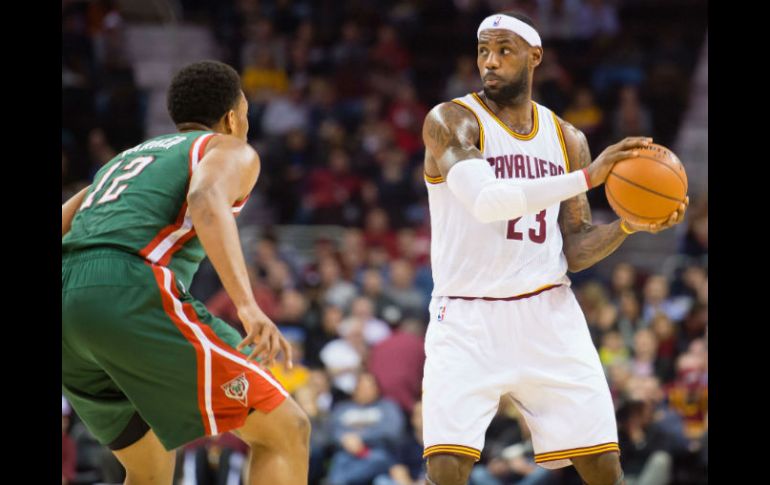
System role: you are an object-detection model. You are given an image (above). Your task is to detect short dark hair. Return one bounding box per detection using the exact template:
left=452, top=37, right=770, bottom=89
left=498, top=11, right=537, bottom=30
left=167, top=60, right=242, bottom=127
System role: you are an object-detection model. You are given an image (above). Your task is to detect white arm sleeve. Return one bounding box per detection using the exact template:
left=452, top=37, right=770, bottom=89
left=446, top=158, right=589, bottom=223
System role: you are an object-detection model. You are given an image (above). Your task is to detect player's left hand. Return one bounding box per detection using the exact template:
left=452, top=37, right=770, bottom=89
left=236, top=305, right=293, bottom=370
left=624, top=196, right=689, bottom=234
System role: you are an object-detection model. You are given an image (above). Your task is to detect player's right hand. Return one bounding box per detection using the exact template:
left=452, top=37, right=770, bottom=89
left=586, top=137, right=653, bottom=187
left=236, top=305, right=293, bottom=370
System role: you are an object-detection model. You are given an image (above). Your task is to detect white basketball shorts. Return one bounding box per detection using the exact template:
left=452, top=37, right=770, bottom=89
left=422, top=285, right=619, bottom=469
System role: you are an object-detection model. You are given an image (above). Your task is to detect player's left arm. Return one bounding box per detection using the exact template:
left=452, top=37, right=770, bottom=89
left=557, top=119, right=687, bottom=272
left=62, top=185, right=90, bottom=237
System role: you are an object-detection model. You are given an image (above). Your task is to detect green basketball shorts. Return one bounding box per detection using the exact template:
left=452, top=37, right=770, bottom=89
left=62, top=248, right=288, bottom=450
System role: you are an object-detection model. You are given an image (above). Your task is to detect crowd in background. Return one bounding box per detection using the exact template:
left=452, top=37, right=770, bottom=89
left=62, top=0, right=708, bottom=484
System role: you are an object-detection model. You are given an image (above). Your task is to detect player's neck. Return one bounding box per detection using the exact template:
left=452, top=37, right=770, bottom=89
left=479, top=93, right=534, bottom=134
left=177, top=122, right=214, bottom=133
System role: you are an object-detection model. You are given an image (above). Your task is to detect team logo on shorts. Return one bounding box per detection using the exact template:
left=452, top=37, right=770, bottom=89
left=221, top=373, right=250, bottom=407
left=437, top=304, right=447, bottom=322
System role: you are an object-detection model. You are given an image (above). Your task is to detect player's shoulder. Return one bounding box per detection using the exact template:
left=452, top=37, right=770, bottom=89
left=549, top=112, right=584, bottom=143
left=425, top=99, right=476, bottom=126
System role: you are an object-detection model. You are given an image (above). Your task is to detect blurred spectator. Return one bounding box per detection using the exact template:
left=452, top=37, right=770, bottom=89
left=320, top=310, right=369, bottom=397
left=242, top=46, right=289, bottom=104
left=631, top=328, right=670, bottom=381
left=306, top=304, right=345, bottom=369
left=384, top=259, right=426, bottom=320
left=241, top=17, right=287, bottom=74
left=361, top=267, right=401, bottom=324
left=261, top=84, right=310, bottom=137
left=667, top=340, right=708, bottom=440
left=370, top=24, right=411, bottom=74
left=649, top=313, right=678, bottom=383
left=182, top=434, right=249, bottom=485
left=533, top=47, right=572, bottom=114
left=445, top=55, right=484, bottom=100
left=373, top=401, right=426, bottom=485
left=363, top=208, right=400, bottom=258
left=616, top=400, right=675, bottom=485
left=368, top=318, right=425, bottom=414
left=471, top=397, right=555, bottom=485
left=575, top=0, right=619, bottom=39
left=680, top=198, right=708, bottom=259
left=387, top=81, right=428, bottom=157
left=641, top=275, right=691, bottom=324
left=327, top=372, right=405, bottom=485
left=301, top=149, right=362, bottom=225
left=617, top=290, right=645, bottom=350
left=319, top=256, right=359, bottom=310
left=536, top=0, right=582, bottom=41
left=609, top=262, right=638, bottom=301
left=611, top=85, right=653, bottom=139
left=599, top=330, right=629, bottom=369
left=562, top=87, right=604, bottom=146
left=340, top=296, right=393, bottom=346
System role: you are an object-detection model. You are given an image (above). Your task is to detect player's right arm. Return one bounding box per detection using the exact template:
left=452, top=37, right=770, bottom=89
left=422, top=103, right=644, bottom=223
left=188, top=135, right=292, bottom=368
left=62, top=185, right=90, bottom=237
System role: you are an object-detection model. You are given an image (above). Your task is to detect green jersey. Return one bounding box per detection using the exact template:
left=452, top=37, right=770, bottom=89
left=62, top=131, right=248, bottom=289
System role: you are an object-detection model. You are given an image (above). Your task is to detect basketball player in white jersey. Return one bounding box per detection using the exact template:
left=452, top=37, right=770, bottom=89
left=421, top=12, right=688, bottom=485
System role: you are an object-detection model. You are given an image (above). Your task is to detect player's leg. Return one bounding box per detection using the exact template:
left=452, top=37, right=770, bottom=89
left=571, top=452, right=624, bottom=485
left=232, top=397, right=311, bottom=485
left=505, top=286, right=622, bottom=481
left=422, top=297, right=502, bottom=485
left=425, top=454, right=476, bottom=485
left=111, top=428, right=176, bottom=485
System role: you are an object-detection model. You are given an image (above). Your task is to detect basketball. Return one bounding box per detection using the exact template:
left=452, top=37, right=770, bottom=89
left=605, top=143, right=688, bottom=225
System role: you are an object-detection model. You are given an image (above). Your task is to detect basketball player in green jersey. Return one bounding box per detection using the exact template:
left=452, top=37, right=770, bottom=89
left=62, top=61, right=309, bottom=485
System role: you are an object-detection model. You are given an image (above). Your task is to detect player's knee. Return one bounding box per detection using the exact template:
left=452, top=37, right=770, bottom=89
left=426, top=454, right=474, bottom=485
left=574, top=451, right=623, bottom=485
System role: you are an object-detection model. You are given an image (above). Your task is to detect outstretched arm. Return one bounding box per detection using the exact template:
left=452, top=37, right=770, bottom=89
left=62, top=186, right=90, bottom=237
left=558, top=120, right=687, bottom=272
left=422, top=103, right=646, bottom=224
left=188, top=134, right=292, bottom=368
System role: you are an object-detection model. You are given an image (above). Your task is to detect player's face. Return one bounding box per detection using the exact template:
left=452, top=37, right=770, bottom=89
left=477, top=30, right=534, bottom=105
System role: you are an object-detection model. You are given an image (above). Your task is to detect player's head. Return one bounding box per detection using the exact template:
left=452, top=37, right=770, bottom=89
left=167, top=60, right=249, bottom=140
left=476, top=12, right=543, bottom=106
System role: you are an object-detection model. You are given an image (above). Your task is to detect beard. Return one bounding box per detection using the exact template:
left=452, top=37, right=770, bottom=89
left=483, top=69, right=529, bottom=106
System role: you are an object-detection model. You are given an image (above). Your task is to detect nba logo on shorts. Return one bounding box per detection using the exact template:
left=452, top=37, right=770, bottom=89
left=437, top=304, right=447, bottom=322
left=493, top=16, right=502, bottom=26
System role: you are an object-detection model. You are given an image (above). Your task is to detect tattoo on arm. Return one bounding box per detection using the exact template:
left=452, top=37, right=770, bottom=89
left=423, top=103, right=482, bottom=178
left=558, top=120, right=628, bottom=272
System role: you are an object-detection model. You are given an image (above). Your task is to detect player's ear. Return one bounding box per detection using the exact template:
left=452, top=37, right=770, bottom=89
left=530, top=46, right=543, bottom=69
left=224, top=109, right=237, bottom=135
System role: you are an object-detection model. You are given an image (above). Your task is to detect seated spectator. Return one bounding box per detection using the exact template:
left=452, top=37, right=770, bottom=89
left=327, top=372, right=405, bottom=485
left=320, top=315, right=368, bottom=398
left=599, top=330, right=629, bottom=369
left=206, top=267, right=279, bottom=330
left=384, top=259, right=426, bottom=320
left=295, top=383, right=334, bottom=485
left=641, top=275, right=691, bottom=324
left=340, top=296, right=392, bottom=346
left=611, top=85, right=653, bottom=140
left=373, top=401, right=426, bottom=485
left=445, top=55, right=483, bottom=100
left=617, top=400, right=676, bottom=485
left=368, top=318, right=425, bottom=414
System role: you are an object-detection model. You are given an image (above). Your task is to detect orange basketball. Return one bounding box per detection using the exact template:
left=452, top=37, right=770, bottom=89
left=605, top=143, right=688, bottom=225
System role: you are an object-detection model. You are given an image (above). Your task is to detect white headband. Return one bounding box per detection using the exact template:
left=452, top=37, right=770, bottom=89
left=477, top=14, right=542, bottom=47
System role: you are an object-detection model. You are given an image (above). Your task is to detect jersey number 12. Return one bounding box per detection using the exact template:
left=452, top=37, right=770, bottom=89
left=80, top=156, right=156, bottom=210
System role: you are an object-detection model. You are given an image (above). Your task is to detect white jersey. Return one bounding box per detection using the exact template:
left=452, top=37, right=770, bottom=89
left=427, top=93, right=573, bottom=298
